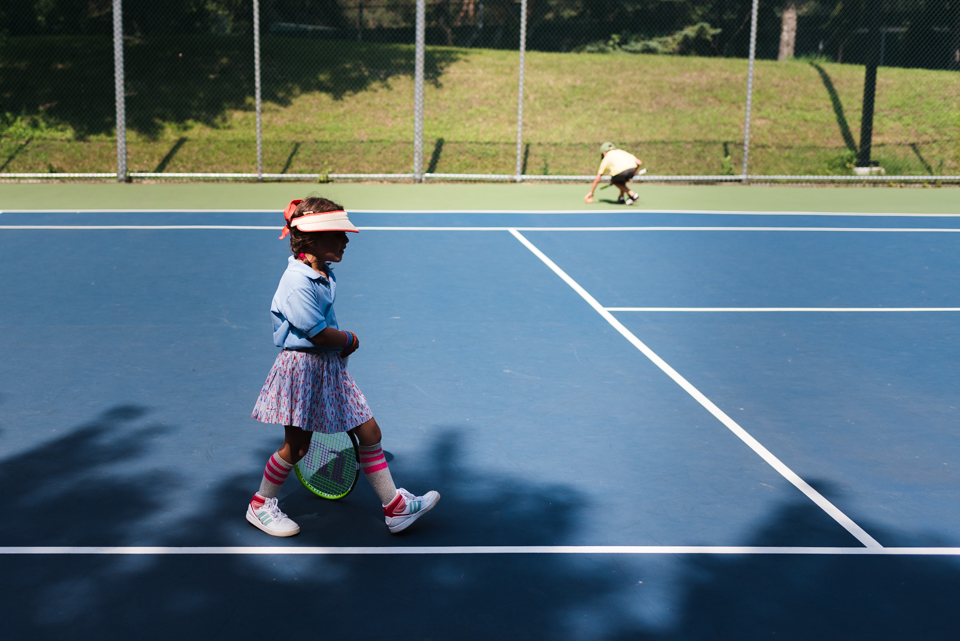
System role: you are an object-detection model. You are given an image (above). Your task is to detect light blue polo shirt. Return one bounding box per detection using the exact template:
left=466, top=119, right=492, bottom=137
left=270, top=256, right=340, bottom=351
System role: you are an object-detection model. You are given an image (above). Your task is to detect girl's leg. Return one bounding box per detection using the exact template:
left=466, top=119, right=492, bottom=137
left=255, top=425, right=312, bottom=502
left=350, top=417, right=396, bottom=504
left=278, top=425, right=313, bottom=464
left=350, top=417, right=440, bottom=534
left=246, top=426, right=311, bottom=537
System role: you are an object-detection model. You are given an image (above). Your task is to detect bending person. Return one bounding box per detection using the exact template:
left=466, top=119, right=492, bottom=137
left=585, top=142, right=643, bottom=205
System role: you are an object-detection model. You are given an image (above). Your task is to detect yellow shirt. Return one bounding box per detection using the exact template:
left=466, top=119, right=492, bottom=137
left=597, top=149, right=640, bottom=176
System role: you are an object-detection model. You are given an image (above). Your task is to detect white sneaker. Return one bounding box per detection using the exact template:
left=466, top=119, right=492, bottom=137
left=246, top=497, right=300, bottom=537
left=383, top=488, right=440, bottom=534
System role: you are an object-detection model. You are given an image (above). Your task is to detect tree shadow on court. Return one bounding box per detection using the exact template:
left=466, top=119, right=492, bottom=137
left=0, top=405, right=179, bottom=547
left=603, top=498, right=960, bottom=640
left=1, top=36, right=461, bottom=139
left=4, top=419, right=960, bottom=640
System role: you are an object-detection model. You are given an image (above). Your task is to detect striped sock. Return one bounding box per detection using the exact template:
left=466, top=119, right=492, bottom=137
left=258, top=451, right=294, bottom=499
left=358, top=442, right=398, bottom=505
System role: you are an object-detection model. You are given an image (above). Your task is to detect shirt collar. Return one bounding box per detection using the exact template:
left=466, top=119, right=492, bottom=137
left=287, top=255, right=329, bottom=281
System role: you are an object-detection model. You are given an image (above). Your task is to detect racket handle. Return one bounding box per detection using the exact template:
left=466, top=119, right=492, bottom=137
left=341, top=355, right=349, bottom=368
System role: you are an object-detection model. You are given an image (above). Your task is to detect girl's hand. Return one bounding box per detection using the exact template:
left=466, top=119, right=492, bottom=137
left=584, top=193, right=594, bottom=204
left=340, top=331, right=359, bottom=358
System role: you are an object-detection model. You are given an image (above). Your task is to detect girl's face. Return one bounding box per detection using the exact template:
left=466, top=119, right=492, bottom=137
left=310, top=231, right=350, bottom=263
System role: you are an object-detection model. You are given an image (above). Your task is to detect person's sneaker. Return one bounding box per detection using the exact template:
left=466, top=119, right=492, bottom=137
left=616, top=195, right=626, bottom=204
left=383, top=488, right=440, bottom=534
left=625, top=192, right=639, bottom=205
left=246, top=497, right=300, bottom=537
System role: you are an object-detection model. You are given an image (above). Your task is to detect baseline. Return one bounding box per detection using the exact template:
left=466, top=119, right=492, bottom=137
left=1, top=546, right=958, bottom=556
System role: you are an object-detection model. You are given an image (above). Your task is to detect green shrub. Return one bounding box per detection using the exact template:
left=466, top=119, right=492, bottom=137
left=824, top=149, right=856, bottom=175
left=720, top=153, right=735, bottom=176
left=577, top=23, right=722, bottom=57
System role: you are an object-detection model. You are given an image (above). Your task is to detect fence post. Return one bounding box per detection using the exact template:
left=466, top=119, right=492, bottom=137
left=514, top=0, right=528, bottom=182
left=857, top=1, right=881, bottom=169
left=741, top=0, right=759, bottom=184
left=112, top=0, right=127, bottom=182
left=358, top=1, right=364, bottom=42
left=413, top=0, right=426, bottom=182
left=253, top=0, right=263, bottom=181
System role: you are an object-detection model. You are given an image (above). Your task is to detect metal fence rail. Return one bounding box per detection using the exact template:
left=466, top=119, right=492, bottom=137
left=2, top=1, right=958, bottom=184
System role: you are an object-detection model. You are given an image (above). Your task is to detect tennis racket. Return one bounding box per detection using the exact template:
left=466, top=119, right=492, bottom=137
left=295, top=430, right=360, bottom=500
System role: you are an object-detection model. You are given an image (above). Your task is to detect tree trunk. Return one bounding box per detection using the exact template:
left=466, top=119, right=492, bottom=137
left=436, top=0, right=454, bottom=45
left=778, top=0, right=798, bottom=61
left=457, top=0, right=476, bottom=26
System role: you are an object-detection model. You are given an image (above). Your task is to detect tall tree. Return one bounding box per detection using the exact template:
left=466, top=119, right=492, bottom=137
left=778, top=0, right=798, bottom=59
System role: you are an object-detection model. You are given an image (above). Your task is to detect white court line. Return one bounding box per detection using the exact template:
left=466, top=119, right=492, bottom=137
left=4, top=225, right=960, bottom=233
left=3, top=208, right=960, bottom=217
left=607, top=307, right=960, bottom=313
left=360, top=226, right=960, bottom=233
left=0, top=225, right=281, bottom=230
left=0, top=223, right=934, bottom=550
left=1, top=546, right=959, bottom=556
left=509, top=229, right=883, bottom=549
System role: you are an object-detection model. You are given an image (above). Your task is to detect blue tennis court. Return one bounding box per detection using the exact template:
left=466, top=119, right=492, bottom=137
left=2, top=208, right=960, bottom=638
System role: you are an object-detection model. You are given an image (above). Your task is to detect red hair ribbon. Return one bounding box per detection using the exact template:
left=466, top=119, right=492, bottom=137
left=279, top=199, right=303, bottom=239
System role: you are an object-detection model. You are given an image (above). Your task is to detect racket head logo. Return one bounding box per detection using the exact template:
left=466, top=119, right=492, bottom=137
left=319, top=451, right=348, bottom=485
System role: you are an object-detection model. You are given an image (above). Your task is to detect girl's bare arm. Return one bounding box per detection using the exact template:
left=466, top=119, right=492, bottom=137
left=310, top=327, right=355, bottom=353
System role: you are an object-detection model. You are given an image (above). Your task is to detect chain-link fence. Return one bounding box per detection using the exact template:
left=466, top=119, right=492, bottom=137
left=747, top=0, right=960, bottom=180
left=2, top=1, right=958, bottom=182
left=0, top=1, right=119, bottom=178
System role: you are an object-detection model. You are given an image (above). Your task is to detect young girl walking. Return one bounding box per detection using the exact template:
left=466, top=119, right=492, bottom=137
left=247, top=196, right=440, bottom=537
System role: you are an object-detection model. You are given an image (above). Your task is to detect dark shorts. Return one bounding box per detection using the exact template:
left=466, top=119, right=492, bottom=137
left=610, top=167, right=638, bottom=185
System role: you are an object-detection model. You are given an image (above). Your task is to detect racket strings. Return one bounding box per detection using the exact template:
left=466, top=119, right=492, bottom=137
left=296, top=432, right=359, bottom=499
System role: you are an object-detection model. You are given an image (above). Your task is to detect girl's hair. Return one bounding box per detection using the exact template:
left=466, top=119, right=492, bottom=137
left=288, top=196, right=345, bottom=257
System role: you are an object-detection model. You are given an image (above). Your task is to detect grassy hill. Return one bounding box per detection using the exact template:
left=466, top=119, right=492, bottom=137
left=1, top=35, right=958, bottom=177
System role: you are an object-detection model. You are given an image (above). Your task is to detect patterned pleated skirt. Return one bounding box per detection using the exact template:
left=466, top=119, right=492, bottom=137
left=252, top=350, right=373, bottom=434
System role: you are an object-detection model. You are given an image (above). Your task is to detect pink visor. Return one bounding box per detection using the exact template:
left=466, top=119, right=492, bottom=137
left=280, top=199, right=359, bottom=239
